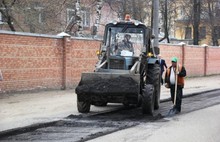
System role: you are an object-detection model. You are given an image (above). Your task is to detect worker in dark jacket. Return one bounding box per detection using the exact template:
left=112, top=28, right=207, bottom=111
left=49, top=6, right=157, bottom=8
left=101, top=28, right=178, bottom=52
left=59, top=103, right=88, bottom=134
left=116, top=34, right=134, bottom=55
left=165, top=57, right=186, bottom=114
left=158, top=54, right=167, bottom=85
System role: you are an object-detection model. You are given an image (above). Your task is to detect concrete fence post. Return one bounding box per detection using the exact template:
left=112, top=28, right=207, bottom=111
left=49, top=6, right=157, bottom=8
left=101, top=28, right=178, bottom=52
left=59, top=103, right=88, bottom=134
left=202, top=44, right=208, bottom=76
left=58, top=33, right=71, bottom=90
left=178, top=42, right=185, bottom=65
left=181, top=44, right=185, bottom=66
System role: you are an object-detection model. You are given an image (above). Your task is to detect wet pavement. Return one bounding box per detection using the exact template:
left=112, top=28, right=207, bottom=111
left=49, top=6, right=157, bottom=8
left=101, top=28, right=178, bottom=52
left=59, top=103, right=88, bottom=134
left=0, top=75, right=220, bottom=132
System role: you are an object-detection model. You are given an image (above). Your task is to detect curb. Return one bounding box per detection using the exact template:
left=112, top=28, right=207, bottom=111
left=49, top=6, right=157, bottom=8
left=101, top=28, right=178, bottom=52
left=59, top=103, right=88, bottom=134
left=160, top=89, right=220, bottom=103
left=0, top=121, right=59, bottom=139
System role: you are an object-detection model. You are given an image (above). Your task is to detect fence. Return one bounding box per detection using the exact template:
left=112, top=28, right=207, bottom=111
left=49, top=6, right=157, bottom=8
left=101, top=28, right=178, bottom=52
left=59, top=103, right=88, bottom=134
left=0, top=31, right=220, bottom=93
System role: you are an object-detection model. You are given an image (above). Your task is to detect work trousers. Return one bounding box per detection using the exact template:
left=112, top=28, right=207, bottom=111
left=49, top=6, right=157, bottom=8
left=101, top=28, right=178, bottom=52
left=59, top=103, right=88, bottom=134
left=161, top=71, right=164, bottom=84
left=170, top=85, right=183, bottom=112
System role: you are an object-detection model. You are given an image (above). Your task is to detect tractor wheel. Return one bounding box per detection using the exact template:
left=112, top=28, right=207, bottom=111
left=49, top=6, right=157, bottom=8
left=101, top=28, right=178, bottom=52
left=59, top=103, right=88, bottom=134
left=146, top=64, right=161, bottom=110
left=93, top=102, right=108, bottom=107
left=136, top=94, right=142, bottom=107
left=77, top=98, right=91, bottom=113
left=141, top=84, right=154, bottom=115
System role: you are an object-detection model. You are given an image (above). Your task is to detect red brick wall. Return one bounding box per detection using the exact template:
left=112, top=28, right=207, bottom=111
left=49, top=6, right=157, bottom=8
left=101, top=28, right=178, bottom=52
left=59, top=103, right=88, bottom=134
left=207, top=47, right=220, bottom=75
left=160, top=44, right=220, bottom=77
left=0, top=32, right=220, bottom=93
left=0, top=32, right=100, bottom=93
left=160, top=44, right=207, bottom=76
left=0, top=33, right=63, bottom=92
left=184, top=45, right=205, bottom=76
left=67, top=38, right=100, bottom=87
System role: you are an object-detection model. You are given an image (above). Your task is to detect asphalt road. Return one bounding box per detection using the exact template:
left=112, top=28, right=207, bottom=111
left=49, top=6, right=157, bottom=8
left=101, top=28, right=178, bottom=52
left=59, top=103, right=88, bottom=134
left=1, top=90, right=220, bottom=142
left=88, top=90, right=220, bottom=142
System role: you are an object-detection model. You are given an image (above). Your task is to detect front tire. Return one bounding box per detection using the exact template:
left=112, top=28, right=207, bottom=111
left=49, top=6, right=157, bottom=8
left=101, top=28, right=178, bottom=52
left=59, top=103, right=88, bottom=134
left=141, top=84, right=154, bottom=115
left=77, top=98, right=91, bottom=113
left=146, top=64, right=161, bottom=110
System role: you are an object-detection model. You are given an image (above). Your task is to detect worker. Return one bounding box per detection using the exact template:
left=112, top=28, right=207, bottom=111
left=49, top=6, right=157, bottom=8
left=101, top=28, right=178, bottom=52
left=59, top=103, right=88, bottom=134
left=158, top=54, right=167, bottom=85
left=115, top=34, right=134, bottom=55
left=165, top=57, right=186, bottom=114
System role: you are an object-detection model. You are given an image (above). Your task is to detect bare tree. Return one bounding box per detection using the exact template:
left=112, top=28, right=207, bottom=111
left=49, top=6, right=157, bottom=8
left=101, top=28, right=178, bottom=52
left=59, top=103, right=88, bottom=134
left=0, top=0, right=17, bottom=31
left=104, top=0, right=152, bottom=23
left=173, top=0, right=220, bottom=46
left=0, top=0, right=91, bottom=35
left=159, top=0, right=181, bottom=43
left=205, top=0, right=219, bottom=46
left=159, top=0, right=169, bottom=43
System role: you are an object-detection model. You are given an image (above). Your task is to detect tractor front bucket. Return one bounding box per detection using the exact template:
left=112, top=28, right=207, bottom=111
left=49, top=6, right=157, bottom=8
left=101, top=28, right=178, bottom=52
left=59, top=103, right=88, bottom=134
left=75, top=72, right=140, bottom=97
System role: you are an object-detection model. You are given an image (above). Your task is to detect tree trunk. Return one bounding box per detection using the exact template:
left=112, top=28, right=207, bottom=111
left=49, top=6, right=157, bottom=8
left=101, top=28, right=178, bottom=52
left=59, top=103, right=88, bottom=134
left=0, top=1, right=16, bottom=32
left=208, top=1, right=219, bottom=46
left=7, top=16, right=16, bottom=31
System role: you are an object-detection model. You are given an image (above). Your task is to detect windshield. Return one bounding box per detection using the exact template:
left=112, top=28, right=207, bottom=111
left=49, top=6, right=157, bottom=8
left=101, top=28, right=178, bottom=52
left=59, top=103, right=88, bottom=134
left=106, top=27, right=144, bottom=57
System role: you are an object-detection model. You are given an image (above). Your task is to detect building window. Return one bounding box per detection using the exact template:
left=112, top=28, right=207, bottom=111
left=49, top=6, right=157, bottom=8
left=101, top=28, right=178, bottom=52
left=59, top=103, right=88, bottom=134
left=24, top=7, right=45, bottom=24
left=81, top=9, right=90, bottom=27
left=24, top=8, right=31, bottom=24
left=0, top=9, right=8, bottom=24
left=0, top=12, right=3, bottom=24
left=199, top=27, right=206, bottom=39
left=178, top=8, right=185, bottom=20
left=66, top=8, right=90, bottom=28
left=215, top=2, right=220, bottom=17
left=67, top=8, right=75, bottom=23
left=35, top=7, right=45, bottom=23
left=185, top=27, right=192, bottom=39
left=214, top=26, right=220, bottom=39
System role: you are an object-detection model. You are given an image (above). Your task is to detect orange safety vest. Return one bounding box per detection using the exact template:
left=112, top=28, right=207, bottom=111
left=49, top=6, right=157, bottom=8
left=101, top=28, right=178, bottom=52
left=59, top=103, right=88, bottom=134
left=166, top=64, right=185, bottom=87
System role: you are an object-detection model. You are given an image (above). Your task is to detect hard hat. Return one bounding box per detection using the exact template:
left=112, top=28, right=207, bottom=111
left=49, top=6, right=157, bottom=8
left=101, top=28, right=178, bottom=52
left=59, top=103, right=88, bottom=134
left=171, top=57, right=178, bottom=63
left=124, top=34, right=131, bottom=38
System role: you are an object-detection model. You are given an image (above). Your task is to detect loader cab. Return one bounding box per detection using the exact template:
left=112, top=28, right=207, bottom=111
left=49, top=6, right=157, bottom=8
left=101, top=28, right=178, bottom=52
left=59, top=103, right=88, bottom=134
left=100, top=21, right=151, bottom=70
left=103, top=23, right=151, bottom=55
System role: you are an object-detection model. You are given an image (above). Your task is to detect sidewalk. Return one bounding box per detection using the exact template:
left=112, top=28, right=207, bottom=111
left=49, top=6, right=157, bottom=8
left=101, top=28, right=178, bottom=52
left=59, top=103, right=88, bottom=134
left=0, top=75, right=220, bottom=132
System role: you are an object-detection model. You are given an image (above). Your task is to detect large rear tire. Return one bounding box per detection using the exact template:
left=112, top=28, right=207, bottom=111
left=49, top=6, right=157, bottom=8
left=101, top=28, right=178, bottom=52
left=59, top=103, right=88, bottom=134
left=141, top=84, right=154, bottom=115
left=77, top=98, right=91, bottom=113
left=146, top=64, right=161, bottom=110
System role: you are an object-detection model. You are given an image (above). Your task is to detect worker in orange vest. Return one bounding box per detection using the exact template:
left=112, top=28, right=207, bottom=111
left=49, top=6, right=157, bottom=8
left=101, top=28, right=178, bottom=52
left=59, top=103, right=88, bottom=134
left=165, top=57, right=186, bottom=114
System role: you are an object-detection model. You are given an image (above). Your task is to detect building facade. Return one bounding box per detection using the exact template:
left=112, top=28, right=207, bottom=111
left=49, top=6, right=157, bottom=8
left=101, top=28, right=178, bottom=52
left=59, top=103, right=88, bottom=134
left=0, top=0, right=118, bottom=37
left=174, top=0, right=220, bottom=46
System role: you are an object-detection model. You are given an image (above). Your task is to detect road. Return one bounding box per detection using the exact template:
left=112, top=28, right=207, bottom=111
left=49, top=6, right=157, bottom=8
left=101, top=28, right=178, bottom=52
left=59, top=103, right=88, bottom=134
left=1, top=90, right=220, bottom=142
left=89, top=102, right=220, bottom=142
left=88, top=90, right=220, bottom=142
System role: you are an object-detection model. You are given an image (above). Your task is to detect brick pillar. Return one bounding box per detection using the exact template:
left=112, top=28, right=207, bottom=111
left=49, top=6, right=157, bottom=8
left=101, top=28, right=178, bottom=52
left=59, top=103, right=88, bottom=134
left=179, top=42, right=185, bottom=65
left=181, top=44, right=185, bottom=66
left=61, top=36, right=71, bottom=90
left=204, top=45, right=208, bottom=76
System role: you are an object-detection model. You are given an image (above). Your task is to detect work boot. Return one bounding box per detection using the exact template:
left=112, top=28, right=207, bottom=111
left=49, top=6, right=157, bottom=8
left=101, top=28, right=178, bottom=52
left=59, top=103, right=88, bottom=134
left=175, top=110, right=180, bottom=114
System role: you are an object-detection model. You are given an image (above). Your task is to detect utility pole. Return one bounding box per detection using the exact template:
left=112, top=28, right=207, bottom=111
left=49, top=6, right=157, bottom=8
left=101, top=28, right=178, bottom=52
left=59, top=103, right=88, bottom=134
left=193, top=0, right=200, bottom=45
left=152, top=0, right=159, bottom=55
